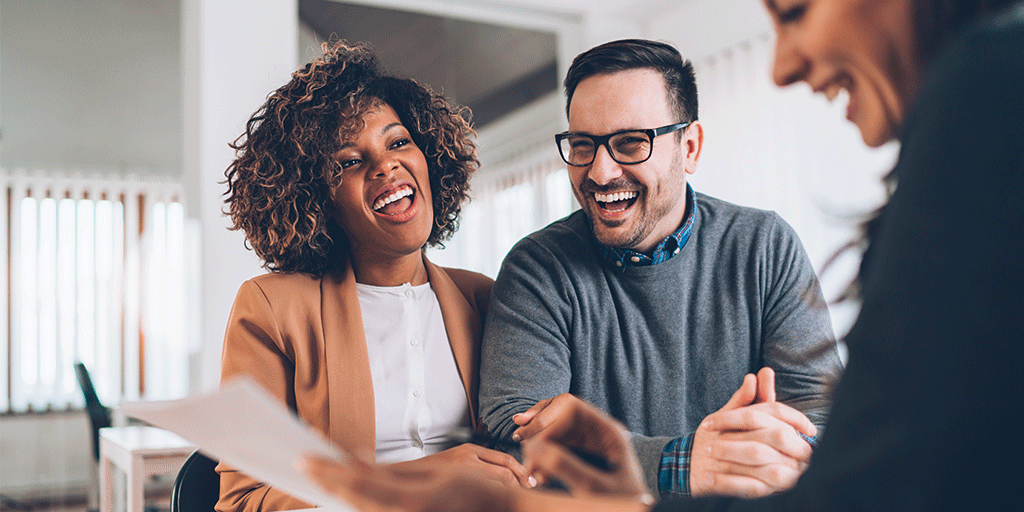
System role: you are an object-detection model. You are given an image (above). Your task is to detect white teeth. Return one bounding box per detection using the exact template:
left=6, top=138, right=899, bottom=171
left=594, top=190, right=638, bottom=203
left=373, top=186, right=413, bottom=211
left=822, top=76, right=852, bottom=102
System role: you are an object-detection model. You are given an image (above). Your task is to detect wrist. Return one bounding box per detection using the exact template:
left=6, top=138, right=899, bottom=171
left=514, top=488, right=654, bottom=512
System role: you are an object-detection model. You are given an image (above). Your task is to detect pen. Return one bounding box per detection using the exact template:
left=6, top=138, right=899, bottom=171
left=451, top=427, right=612, bottom=471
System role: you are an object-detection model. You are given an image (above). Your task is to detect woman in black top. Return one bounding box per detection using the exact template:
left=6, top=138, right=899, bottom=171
left=301, top=1, right=1024, bottom=510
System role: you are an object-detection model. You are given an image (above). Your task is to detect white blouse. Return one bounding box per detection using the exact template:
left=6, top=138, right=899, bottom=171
left=356, top=281, right=471, bottom=463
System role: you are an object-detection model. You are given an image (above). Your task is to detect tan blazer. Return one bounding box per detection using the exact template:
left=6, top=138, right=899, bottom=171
left=215, top=253, right=493, bottom=512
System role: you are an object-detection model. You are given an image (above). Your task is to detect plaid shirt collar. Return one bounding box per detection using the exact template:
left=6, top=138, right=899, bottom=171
left=598, top=184, right=697, bottom=269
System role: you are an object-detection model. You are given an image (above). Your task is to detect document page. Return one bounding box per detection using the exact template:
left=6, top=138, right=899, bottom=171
left=121, top=377, right=354, bottom=512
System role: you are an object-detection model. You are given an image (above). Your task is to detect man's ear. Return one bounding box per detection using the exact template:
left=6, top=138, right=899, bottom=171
left=683, top=120, right=704, bottom=175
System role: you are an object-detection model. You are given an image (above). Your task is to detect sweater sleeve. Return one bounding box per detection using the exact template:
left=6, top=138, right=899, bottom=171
left=759, top=213, right=843, bottom=431
left=215, top=280, right=313, bottom=512
left=477, top=237, right=576, bottom=440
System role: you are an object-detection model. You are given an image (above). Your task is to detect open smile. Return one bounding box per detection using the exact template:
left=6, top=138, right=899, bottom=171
left=594, top=190, right=638, bottom=214
left=372, top=184, right=418, bottom=221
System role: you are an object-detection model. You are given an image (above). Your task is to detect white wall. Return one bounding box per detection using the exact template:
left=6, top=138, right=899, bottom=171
left=180, top=0, right=297, bottom=393
left=0, top=412, right=92, bottom=501
left=0, top=0, right=182, bottom=174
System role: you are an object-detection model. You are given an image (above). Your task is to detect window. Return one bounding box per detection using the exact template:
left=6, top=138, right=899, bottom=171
left=2, top=170, right=195, bottom=413
left=428, top=159, right=575, bottom=278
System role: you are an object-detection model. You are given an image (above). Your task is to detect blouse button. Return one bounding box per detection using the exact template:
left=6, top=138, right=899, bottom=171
left=405, top=289, right=414, bottom=298
left=413, top=388, right=422, bottom=397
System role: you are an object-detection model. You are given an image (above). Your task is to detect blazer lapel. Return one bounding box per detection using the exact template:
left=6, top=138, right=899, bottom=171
left=320, top=264, right=376, bottom=460
left=424, top=254, right=481, bottom=430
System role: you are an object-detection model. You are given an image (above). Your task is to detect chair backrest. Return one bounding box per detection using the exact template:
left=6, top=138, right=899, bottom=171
left=171, top=450, right=220, bottom=512
left=74, top=361, right=112, bottom=460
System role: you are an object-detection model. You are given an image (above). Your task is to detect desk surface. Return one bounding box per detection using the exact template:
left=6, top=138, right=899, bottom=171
left=100, top=426, right=195, bottom=454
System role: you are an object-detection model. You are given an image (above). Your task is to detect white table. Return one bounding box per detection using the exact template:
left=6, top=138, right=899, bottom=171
left=99, top=426, right=197, bottom=512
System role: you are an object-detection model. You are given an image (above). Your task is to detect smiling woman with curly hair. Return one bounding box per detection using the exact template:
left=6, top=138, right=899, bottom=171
left=224, top=41, right=474, bottom=276
left=216, top=41, right=532, bottom=512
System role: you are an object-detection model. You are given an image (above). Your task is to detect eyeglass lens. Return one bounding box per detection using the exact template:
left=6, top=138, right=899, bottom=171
left=559, top=131, right=653, bottom=166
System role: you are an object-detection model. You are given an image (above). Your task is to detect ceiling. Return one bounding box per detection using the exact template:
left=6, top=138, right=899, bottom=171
left=299, top=0, right=560, bottom=127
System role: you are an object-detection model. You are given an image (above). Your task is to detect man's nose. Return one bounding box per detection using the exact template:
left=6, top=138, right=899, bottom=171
left=586, top=144, right=622, bottom=185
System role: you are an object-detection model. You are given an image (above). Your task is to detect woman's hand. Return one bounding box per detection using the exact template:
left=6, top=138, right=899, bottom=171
left=389, top=443, right=535, bottom=488
left=301, top=455, right=516, bottom=512
left=514, top=393, right=654, bottom=504
left=301, top=454, right=655, bottom=512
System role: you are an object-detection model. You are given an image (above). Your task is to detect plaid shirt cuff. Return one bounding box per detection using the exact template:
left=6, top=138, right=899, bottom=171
left=657, top=433, right=694, bottom=498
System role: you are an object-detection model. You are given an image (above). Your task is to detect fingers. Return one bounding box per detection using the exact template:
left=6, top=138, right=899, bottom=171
left=524, top=439, right=619, bottom=493
left=721, top=373, right=758, bottom=411
left=697, top=439, right=803, bottom=495
left=709, top=401, right=817, bottom=438
left=693, top=469, right=792, bottom=499
left=708, top=438, right=804, bottom=470
left=512, top=397, right=552, bottom=427
left=755, top=367, right=776, bottom=403
left=472, top=445, right=536, bottom=488
left=512, top=393, right=577, bottom=442
left=689, top=437, right=804, bottom=499
left=523, top=438, right=650, bottom=500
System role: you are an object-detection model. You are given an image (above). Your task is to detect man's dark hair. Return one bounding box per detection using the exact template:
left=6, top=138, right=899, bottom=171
left=563, top=39, right=698, bottom=124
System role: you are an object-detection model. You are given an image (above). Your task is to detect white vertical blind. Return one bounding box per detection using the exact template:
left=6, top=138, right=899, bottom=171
left=0, top=178, right=8, bottom=412
left=2, top=169, right=194, bottom=412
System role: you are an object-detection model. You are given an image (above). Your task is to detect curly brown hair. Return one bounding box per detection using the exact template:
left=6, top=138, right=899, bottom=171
left=223, top=41, right=478, bottom=275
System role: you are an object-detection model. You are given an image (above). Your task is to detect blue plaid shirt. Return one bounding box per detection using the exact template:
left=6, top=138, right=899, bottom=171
left=599, top=184, right=697, bottom=269
left=658, top=433, right=817, bottom=497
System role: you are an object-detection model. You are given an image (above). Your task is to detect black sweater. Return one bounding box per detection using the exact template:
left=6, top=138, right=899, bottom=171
left=656, top=3, right=1024, bottom=511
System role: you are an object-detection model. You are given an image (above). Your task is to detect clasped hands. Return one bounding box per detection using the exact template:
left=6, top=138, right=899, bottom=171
left=687, top=366, right=817, bottom=498
left=510, top=366, right=816, bottom=500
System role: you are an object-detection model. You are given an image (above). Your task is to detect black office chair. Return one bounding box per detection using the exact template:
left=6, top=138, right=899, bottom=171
left=74, top=361, right=112, bottom=461
left=170, top=450, right=220, bottom=512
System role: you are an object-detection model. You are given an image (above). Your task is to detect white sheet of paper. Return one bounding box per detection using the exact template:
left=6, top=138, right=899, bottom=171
left=121, top=377, right=354, bottom=512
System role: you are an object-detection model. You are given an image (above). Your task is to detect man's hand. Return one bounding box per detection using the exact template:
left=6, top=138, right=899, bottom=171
left=389, top=443, right=535, bottom=488
left=690, top=367, right=817, bottom=498
left=512, top=393, right=654, bottom=504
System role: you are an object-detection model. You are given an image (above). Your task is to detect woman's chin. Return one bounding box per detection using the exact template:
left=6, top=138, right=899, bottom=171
left=854, top=119, right=899, bottom=148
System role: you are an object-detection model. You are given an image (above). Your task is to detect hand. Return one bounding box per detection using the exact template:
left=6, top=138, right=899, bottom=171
left=389, top=443, right=535, bottom=488
left=301, top=454, right=655, bottom=512
left=514, top=393, right=654, bottom=504
left=301, top=455, right=515, bottom=512
left=690, top=367, right=817, bottom=498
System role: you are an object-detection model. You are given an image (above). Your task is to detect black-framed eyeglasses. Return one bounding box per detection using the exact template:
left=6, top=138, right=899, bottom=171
left=554, top=121, right=692, bottom=167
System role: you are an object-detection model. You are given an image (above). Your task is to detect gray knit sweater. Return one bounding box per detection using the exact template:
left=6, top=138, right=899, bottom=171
left=478, top=192, right=843, bottom=492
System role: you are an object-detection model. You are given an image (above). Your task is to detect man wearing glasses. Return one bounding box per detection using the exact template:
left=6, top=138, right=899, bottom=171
left=479, top=39, right=842, bottom=500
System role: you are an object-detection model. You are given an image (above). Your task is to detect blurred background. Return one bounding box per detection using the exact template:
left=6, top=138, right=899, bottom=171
left=0, top=0, right=896, bottom=509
